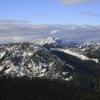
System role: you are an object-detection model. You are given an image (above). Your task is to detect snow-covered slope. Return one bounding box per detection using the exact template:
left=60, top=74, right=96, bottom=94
left=0, top=43, right=74, bottom=81
left=79, top=42, right=100, bottom=51
left=51, top=48, right=99, bottom=63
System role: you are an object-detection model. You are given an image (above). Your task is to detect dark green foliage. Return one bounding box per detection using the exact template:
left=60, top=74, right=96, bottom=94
left=0, top=76, right=100, bottom=100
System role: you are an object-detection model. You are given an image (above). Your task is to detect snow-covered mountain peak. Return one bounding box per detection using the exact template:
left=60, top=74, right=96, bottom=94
left=36, top=37, right=62, bottom=47
left=79, top=41, right=100, bottom=51
left=44, top=37, right=57, bottom=44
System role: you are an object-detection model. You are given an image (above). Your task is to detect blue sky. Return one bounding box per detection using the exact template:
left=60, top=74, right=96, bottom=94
left=0, top=0, right=100, bottom=25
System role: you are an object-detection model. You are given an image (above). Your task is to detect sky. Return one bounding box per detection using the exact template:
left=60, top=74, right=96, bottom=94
left=0, top=0, right=100, bottom=43
left=0, top=0, right=100, bottom=25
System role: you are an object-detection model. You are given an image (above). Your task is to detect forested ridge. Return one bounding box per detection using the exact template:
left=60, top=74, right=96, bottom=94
left=0, top=76, right=100, bottom=100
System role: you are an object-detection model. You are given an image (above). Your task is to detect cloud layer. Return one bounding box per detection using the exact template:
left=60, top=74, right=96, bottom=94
left=61, top=0, right=89, bottom=5
left=0, top=20, right=100, bottom=43
left=78, top=11, right=100, bottom=17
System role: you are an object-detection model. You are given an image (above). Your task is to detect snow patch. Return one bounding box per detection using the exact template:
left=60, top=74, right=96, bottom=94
left=64, top=76, right=73, bottom=81
left=0, top=52, right=6, bottom=59
left=52, top=48, right=99, bottom=63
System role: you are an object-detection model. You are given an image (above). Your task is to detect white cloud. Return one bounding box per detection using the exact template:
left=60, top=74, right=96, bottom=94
left=49, top=30, right=59, bottom=34
left=61, top=0, right=89, bottom=5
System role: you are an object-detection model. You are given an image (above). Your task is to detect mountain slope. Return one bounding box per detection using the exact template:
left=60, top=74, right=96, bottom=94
left=0, top=43, right=74, bottom=81
left=0, top=39, right=100, bottom=84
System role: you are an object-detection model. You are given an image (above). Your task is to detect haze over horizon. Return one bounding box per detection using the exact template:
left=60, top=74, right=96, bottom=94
left=0, top=0, right=100, bottom=43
